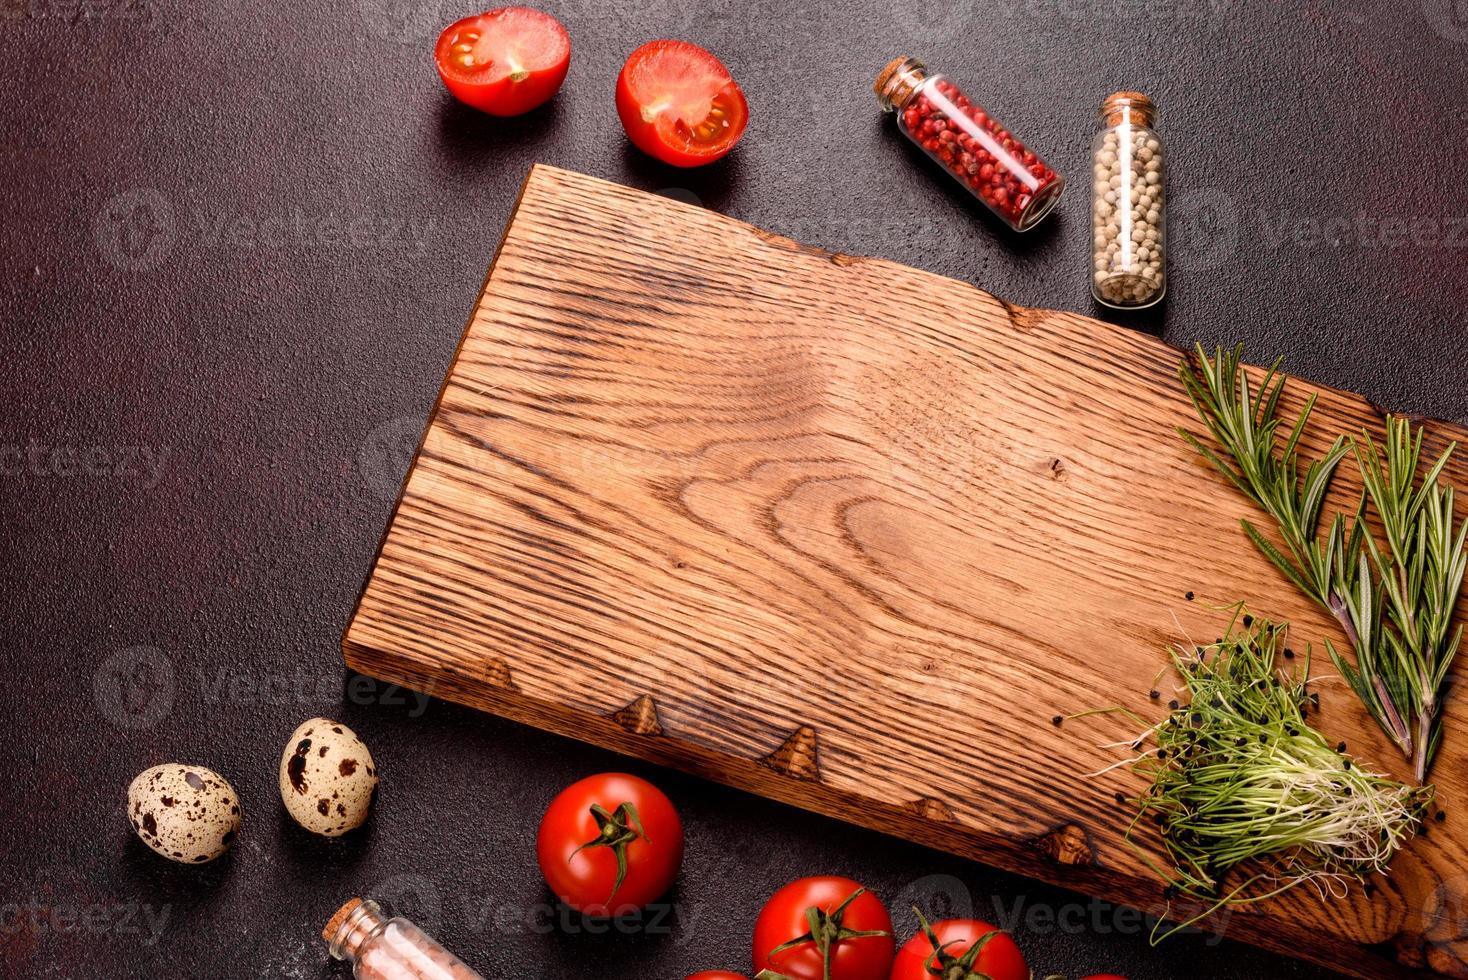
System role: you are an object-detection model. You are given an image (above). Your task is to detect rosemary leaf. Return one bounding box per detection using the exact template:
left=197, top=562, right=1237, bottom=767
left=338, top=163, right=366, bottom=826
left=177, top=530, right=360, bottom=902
left=1178, top=344, right=1466, bottom=781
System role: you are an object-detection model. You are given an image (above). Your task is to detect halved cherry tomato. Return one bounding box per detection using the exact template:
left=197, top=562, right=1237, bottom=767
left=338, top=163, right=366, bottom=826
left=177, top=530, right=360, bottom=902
left=535, top=772, right=683, bottom=916
left=752, top=876, right=894, bottom=980
left=615, top=40, right=749, bottom=167
left=434, top=7, right=570, bottom=116
left=889, top=912, right=1027, bottom=980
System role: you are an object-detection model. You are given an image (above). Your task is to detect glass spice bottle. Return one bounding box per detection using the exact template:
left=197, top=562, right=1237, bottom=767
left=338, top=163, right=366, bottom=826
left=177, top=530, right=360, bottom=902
left=324, top=897, right=486, bottom=980
left=1092, top=91, right=1165, bottom=308
left=875, top=57, right=1064, bottom=232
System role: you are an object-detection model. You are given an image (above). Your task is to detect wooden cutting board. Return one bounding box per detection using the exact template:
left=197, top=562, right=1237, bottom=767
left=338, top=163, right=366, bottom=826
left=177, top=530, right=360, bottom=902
left=345, top=164, right=1468, bottom=979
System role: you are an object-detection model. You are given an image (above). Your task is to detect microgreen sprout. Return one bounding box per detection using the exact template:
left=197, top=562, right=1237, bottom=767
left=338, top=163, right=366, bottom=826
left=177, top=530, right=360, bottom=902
left=1178, top=343, right=1466, bottom=781
left=1079, top=609, right=1431, bottom=941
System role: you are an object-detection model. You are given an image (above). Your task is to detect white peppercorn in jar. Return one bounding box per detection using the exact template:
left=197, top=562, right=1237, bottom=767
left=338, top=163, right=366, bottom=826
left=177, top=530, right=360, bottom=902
left=1091, top=92, right=1165, bottom=308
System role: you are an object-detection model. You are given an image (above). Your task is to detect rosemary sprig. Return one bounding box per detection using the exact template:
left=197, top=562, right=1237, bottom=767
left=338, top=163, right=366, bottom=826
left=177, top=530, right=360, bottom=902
left=1178, top=344, right=1466, bottom=781
left=1085, top=612, right=1431, bottom=940
left=1354, top=423, right=1467, bottom=780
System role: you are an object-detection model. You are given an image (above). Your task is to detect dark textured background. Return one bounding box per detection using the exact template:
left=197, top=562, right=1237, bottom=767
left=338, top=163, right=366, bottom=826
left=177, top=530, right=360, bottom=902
left=2, top=0, right=1466, bottom=977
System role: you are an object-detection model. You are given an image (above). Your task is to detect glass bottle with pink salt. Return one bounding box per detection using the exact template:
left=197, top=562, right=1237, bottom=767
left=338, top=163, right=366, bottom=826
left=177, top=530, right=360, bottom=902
left=324, top=897, right=485, bottom=980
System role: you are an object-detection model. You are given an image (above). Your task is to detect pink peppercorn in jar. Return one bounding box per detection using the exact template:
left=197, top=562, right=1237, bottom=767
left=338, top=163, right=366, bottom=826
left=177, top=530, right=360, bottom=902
left=875, top=56, right=1064, bottom=232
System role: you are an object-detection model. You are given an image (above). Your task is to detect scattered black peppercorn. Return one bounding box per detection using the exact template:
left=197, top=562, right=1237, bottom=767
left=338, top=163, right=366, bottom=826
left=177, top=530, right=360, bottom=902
left=1149, top=690, right=1160, bottom=700
left=1243, top=614, right=1254, bottom=627
left=1436, top=811, right=1447, bottom=823
left=1185, top=591, right=1194, bottom=601
left=1337, top=741, right=1347, bottom=753
left=1168, top=700, right=1180, bottom=711
left=1283, top=648, right=1295, bottom=660
left=1115, top=792, right=1127, bottom=805
left=1343, top=759, right=1352, bottom=770
left=1158, top=749, right=1169, bottom=760
left=1051, top=715, right=1063, bottom=726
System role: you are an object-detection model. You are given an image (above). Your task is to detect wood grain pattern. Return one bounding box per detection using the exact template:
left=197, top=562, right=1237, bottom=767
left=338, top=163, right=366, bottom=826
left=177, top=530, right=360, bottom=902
left=344, top=164, right=1468, bottom=979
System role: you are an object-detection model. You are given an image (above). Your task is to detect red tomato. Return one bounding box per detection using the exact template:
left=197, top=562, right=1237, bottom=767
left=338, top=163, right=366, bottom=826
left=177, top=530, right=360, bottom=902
left=686, top=974, right=750, bottom=980
left=752, top=877, right=894, bottom=980
left=889, top=914, right=1027, bottom=980
left=434, top=7, right=570, bottom=116
left=615, top=40, right=749, bottom=167
left=535, top=772, right=683, bottom=915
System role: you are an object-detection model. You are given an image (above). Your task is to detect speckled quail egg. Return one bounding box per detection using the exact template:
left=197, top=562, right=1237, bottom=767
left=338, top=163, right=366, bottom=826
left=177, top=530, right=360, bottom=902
left=278, top=718, right=378, bottom=836
left=126, top=763, right=241, bottom=863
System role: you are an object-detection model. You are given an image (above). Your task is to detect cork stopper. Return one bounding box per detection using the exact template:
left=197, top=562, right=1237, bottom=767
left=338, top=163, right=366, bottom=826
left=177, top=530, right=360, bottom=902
left=324, top=897, right=385, bottom=961
left=323, top=897, right=363, bottom=945
left=874, top=56, right=928, bottom=112
left=1100, top=91, right=1156, bottom=127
